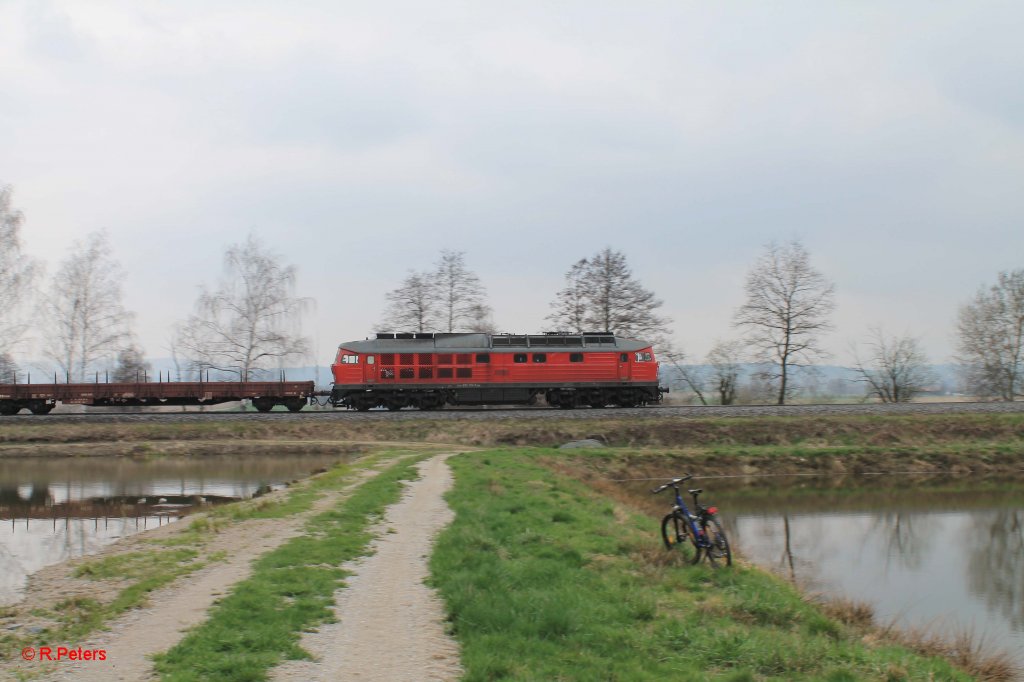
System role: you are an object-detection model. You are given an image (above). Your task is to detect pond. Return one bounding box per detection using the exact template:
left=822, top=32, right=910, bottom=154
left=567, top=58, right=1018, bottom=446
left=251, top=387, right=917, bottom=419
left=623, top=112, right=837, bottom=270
left=624, top=473, right=1024, bottom=669
left=0, top=453, right=352, bottom=605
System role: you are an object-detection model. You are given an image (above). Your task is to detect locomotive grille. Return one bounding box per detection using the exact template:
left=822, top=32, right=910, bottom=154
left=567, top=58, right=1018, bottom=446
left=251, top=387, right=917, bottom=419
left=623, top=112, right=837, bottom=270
left=381, top=353, right=396, bottom=365
left=437, top=354, right=453, bottom=365
left=400, top=354, right=414, bottom=365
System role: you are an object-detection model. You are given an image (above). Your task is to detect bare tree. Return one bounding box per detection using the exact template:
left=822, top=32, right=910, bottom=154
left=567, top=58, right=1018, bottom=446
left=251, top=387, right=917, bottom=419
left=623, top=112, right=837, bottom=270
left=545, top=259, right=589, bottom=333
left=660, top=346, right=708, bottom=405
left=707, top=339, right=744, bottom=405
left=851, top=328, right=934, bottom=403
left=42, top=232, right=135, bottom=381
left=956, top=269, right=1024, bottom=401
left=379, top=250, right=492, bottom=333
left=548, top=248, right=671, bottom=343
left=434, top=250, right=491, bottom=333
left=175, top=235, right=311, bottom=381
left=379, top=271, right=438, bottom=332
left=110, top=346, right=152, bottom=383
left=0, top=352, right=16, bottom=383
left=734, top=240, right=835, bottom=405
left=0, top=185, right=40, bottom=361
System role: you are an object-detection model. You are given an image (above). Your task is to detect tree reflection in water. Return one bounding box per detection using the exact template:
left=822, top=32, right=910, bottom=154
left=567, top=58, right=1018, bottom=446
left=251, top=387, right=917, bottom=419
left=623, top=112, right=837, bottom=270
left=965, top=509, right=1024, bottom=631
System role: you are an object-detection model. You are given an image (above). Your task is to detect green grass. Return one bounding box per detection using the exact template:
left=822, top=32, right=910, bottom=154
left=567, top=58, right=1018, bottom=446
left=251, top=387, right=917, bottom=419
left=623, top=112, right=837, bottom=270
left=430, top=448, right=975, bottom=681
left=152, top=454, right=427, bottom=681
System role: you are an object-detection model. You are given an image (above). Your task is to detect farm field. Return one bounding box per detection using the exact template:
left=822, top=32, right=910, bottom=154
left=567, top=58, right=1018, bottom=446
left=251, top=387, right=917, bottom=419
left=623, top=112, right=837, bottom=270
left=1, top=413, right=1022, bottom=680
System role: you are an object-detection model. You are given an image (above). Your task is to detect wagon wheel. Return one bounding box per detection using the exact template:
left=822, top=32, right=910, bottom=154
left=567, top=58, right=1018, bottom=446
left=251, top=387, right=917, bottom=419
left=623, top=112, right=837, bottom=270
left=285, top=398, right=305, bottom=412
left=29, top=403, right=54, bottom=415
left=252, top=397, right=276, bottom=413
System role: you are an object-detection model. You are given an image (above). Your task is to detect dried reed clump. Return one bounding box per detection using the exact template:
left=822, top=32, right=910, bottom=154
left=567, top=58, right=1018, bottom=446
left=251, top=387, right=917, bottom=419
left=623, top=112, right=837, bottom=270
left=888, top=625, right=1020, bottom=682
left=814, top=596, right=1018, bottom=681
left=819, top=596, right=875, bottom=628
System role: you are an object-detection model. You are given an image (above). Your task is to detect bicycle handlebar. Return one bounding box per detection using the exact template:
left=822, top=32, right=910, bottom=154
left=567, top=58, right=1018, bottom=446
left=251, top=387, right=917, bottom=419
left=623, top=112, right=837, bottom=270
left=650, top=474, right=693, bottom=494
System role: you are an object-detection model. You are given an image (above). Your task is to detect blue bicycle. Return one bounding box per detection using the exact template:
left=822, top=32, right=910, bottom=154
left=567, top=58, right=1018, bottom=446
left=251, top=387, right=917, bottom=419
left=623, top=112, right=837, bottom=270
left=652, top=475, right=732, bottom=567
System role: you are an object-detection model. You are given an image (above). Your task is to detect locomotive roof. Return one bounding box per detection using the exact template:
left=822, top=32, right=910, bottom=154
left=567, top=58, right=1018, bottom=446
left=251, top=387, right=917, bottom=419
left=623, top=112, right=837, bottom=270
left=338, top=332, right=653, bottom=354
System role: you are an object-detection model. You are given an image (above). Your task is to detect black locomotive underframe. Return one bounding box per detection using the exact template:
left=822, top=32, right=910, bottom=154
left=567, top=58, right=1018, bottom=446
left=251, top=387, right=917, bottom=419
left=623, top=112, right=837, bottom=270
left=330, top=382, right=664, bottom=411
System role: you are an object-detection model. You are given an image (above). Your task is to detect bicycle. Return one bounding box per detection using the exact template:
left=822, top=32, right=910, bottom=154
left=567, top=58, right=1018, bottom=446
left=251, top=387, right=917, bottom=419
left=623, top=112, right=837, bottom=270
left=652, top=475, right=732, bottom=567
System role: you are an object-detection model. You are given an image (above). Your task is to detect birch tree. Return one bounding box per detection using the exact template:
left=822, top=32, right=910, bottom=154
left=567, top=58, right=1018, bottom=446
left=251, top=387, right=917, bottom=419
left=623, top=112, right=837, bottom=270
left=0, top=185, right=40, bottom=364
left=734, top=240, right=835, bottom=405
left=42, top=232, right=135, bottom=381
left=175, top=235, right=311, bottom=380
left=956, top=269, right=1024, bottom=400
left=851, top=328, right=934, bottom=403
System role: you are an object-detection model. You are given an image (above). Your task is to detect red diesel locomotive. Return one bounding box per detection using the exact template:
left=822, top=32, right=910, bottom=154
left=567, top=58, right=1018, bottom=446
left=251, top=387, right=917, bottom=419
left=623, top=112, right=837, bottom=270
left=330, top=332, right=665, bottom=410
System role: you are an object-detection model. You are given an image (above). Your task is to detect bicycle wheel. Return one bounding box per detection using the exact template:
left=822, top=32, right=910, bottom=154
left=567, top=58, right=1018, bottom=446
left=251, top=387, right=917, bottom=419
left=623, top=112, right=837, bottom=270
left=661, top=512, right=700, bottom=564
left=700, top=516, right=732, bottom=567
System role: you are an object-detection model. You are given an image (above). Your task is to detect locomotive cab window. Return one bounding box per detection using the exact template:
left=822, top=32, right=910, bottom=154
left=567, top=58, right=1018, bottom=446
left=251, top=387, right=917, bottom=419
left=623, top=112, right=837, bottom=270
left=620, top=353, right=629, bottom=362
left=635, top=352, right=653, bottom=362
left=569, top=353, right=584, bottom=363
left=532, top=353, right=547, bottom=363
left=514, top=354, right=527, bottom=363
left=475, top=353, right=490, bottom=363
left=340, top=354, right=359, bottom=364
left=367, top=356, right=375, bottom=365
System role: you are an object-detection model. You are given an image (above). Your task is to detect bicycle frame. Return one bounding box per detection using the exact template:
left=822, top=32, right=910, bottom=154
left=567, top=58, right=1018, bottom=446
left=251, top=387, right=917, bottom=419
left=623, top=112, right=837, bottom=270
left=669, top=485, right=711, bottom=549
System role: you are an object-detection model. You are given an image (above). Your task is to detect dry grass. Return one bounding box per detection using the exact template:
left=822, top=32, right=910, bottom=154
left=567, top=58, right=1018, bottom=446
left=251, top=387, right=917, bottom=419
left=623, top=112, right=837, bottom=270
left=884, top=623, right=1020, bottom=681
left=814, top=595, right=1019, bottom=681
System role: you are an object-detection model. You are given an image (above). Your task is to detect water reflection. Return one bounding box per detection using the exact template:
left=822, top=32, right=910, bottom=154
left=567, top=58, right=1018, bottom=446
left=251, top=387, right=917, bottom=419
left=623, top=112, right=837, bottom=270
left=620, top=475, right=1024, bottom=667
left=0, top=453, right=350, bottom=605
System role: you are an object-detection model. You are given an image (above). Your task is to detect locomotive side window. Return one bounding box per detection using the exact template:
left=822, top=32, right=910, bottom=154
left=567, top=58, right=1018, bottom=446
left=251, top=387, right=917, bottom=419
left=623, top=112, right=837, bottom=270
left=635, top=352, right=653, bottom=362
left=476, top=353, right=490, bottom=363
left=514, top=354, right=527, bottom=363
left=620, top=353, right=629, bottom=362
left=340, top=354, right=359, bottom=364
left=532, top=353, right=547, bottom=363
left=569, top=353, right=584, bottom=363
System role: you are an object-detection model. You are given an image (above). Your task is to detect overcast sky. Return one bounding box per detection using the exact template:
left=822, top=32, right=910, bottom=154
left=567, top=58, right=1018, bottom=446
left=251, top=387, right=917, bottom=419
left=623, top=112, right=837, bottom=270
left=2, top=1, right=1022, bottom=367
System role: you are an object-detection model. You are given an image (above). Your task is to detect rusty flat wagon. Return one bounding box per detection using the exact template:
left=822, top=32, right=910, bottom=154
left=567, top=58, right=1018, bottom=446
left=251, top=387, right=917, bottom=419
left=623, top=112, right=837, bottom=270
left=0, top=380, right=315, bottom=415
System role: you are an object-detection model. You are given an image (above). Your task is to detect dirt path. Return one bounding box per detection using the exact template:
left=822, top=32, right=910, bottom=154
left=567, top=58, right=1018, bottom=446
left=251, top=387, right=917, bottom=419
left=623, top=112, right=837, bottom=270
left=271, top=453, right=463, bottom=682
left=28, top=467, right=384, bottom=682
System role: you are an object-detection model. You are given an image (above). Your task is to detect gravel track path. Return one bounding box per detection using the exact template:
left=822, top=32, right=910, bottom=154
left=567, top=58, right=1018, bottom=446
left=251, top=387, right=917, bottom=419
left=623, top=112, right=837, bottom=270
left=16, top=467, right=384, bottom=682
left=6, top=400, right=1024, bottom=424
left=271, top=453, right=462, bottom=682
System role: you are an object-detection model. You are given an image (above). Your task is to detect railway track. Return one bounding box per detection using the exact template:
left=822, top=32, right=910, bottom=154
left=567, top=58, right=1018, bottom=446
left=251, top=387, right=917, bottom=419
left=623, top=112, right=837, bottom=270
left=3, top=400, right=1024, bottom=424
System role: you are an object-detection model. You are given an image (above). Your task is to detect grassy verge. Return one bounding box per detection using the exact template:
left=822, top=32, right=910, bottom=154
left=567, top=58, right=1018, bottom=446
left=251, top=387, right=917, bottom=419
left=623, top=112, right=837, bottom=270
left=152, top=454, right=426, bottom=681
left=3, top=412, right=1024, bottom=455
left=430, top=448, right=977, bottom=681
